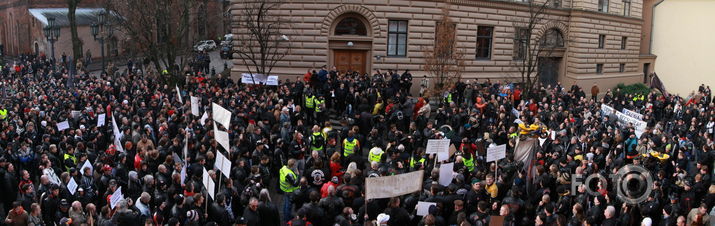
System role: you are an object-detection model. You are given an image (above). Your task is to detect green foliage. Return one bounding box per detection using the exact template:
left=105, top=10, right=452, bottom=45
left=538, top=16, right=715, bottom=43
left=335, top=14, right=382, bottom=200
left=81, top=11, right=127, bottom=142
left=615, top=83, right=651, bottom=96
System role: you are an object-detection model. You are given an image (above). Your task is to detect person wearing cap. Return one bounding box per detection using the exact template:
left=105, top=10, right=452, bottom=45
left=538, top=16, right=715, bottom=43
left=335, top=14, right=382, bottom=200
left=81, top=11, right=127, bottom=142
left=368, top=147, right=384, bottom=164
left=41, top=184, right=60, bottom=224
left=304, top=91, right=315, bottom=124
left=279, top=159, right=300, bottom=222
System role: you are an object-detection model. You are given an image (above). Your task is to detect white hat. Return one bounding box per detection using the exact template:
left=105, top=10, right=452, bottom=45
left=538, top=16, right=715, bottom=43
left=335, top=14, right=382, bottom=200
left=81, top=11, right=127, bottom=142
left=79, top=125, right=85, bottom=130
left=377, top=213, right=390, bottom=224
left=641, top=217, right=652, bottom=226
left=41, top=121, right=47, bottom=127
left=122, top=100, right=129, bottom=105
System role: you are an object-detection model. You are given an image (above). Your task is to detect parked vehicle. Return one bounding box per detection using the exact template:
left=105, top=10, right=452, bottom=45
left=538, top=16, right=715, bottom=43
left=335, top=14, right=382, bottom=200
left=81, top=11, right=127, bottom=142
left=220, top=44, right=233, bottom=59
left=193, top=40, right=217, bottom=52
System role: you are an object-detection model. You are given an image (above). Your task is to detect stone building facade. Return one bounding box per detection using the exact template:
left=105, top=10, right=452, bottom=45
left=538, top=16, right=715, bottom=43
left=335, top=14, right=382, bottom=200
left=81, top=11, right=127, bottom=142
left=231, top=0, right=655, bottom=90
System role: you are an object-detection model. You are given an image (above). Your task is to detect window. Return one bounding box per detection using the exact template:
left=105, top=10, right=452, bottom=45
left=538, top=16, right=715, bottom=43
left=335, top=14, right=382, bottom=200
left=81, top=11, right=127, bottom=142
left=513, top=27, right=528, bottom=60
left=435, top=21, right=457, bottom=58
left=551, top=0, right=561, bottom=7
left=476, top=26, right=493, bottom=59
left=623, top=0, right=631, bottom=16
left=598, top=0, right=609, bottom=12
left=597, top=64, right=604, bottom=74
left=334, top=17, right=368, bottom=36
left=387, top=20, right=408, bottom=56
left=540, top=28, right=564, bottom=48
left=619, top=63, right=625, bottom=72
left=598, top=34, right=606, bottom=49
left=621, top=36, right=627, bottom=49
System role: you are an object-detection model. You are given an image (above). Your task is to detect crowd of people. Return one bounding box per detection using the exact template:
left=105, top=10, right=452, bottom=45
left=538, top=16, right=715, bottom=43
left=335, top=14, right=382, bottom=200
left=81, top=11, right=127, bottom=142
left=0, top=53, right=714, bottom=226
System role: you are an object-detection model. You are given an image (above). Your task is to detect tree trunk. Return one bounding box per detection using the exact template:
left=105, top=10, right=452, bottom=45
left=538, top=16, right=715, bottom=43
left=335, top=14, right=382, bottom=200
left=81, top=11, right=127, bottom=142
left=68, top=0, right=83, bottom=65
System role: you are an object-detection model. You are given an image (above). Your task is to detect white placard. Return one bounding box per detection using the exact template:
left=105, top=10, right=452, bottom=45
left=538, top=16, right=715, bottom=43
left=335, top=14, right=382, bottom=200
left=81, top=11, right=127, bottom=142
left=207, top=178, right=216, bottom=199
left=57, top=121, right=70, bottom=131
left=67, top=177, right=78, bottom=195
left=266, top=76, right=279, bottom=86
left=487, top=144, right=507, bottom=162
left=365, top=170, right=424, bottom=200
left=416, top=201, right=437, bottom=216
left=180, top=164, right=187, bottom=186
left=80, top=160, right=93, bottom=175
left=111, top=115, right=123, bottom=140
left=427, top=139, right=450, bottom=153
left=202, top=168, right=210, bottom=188
left=175, top=85, right=183, bottom=104
left=212, top=103, right=232, bottom=129
left=71, top=110, right=81, bottom=118
left=172, top=152, right=182, bottom=164
left=190, top=96, right=200, bottom=116
left=511, top=108, right=520, bottom=118
left=213, top=122, right=230, bottom=151
left=200, top=112, right=209, bottom=126
left=214, top=152, right=231, bottom=178
left=601, top=104, right=647, bottom=138
left=110, top=187, right=123, bottom=209
left=214, top=152, right=225, bottom=172
left=438, top=163, right=454, bottom=186
left=97, top=113, right=106, bottom=127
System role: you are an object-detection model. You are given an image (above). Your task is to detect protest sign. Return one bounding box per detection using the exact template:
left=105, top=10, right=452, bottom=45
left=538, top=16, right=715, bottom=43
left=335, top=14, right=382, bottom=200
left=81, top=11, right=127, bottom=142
left=110, top=187, right=123, bottom=209
left=439, top=163, right=454, bottom=186
left=622, top=108, right=643, bottom=120
left=416, top=202, right=437, bottom=216
left=67, top=178, right=78, bottom=195
left=57, top=121, right=70, bottom=131
left=213, top=122, right=230, bottom=151
left=212, top=103, right=232, bottom=129
left=80, top=160, right=93, bottom=175
left=175, top=85, right=183, bottom=104
left=191, top=96, right=200, bottom=116
left=427, top=139, right=450, bottom=161
left=97, top=113, right=106, bottom=127
left=365, top=170, right=423, bottom=200
left=487, top=144, right=507, bottom=162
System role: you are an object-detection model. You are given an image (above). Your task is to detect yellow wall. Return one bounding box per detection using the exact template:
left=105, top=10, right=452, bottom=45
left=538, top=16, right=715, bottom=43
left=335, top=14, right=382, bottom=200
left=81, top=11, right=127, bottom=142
left=652, top=0, right=715, bottom=96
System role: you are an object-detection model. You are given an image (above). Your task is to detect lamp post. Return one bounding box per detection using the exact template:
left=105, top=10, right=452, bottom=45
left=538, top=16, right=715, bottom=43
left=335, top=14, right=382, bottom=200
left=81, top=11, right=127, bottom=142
left=43, top=17, right=60, bottom=65
left=91, top=11, right=112, bottom=74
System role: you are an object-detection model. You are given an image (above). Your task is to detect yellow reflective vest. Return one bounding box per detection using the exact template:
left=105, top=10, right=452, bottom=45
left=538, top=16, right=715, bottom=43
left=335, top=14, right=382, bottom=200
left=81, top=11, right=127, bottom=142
left=0, top=109, right=7, bottom=120
left=279, top=166, right=299, bottom=193
left=305, top=95, right=315, bottom=109
left=314, top=99, right=325, bottom=113
left=343, top=138, right=358, bottom=157
left=369, top=147, right=384, bottom=163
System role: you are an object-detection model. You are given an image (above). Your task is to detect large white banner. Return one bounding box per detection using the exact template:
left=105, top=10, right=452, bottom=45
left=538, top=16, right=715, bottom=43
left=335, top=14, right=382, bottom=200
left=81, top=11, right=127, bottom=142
left=241, top=73, right=278, bottom=86
left=366, top=170, right=423, bottom=200
left=190, top=96, right=200, bottom=116
left=622, top=108, right=643, bottom=120
left=601, top=104, right=647, bottom=138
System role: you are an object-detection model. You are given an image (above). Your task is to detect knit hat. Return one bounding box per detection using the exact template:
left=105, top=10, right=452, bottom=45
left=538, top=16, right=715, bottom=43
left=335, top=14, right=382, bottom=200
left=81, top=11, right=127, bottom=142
left=186, top=210, right=199, bottom=222
left=376, top=213, right=390, bottom=224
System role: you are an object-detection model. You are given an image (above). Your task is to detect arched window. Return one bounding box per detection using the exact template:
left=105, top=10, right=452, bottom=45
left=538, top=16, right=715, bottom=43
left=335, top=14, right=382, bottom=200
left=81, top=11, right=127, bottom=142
left=540, top=28, right=564, bottom=48
left=334, top=17, right=367, bottom=36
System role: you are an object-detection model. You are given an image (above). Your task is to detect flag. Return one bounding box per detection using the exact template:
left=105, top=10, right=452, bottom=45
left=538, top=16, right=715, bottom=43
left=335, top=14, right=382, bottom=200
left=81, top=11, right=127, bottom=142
left=650, top=73, right=669, bottom=98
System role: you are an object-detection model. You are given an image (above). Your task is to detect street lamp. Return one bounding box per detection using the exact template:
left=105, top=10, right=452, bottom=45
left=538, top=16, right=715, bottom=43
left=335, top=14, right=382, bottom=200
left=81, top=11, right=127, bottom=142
left=91, top=11, right=112, bottom=74
left=44, top=17, right=60, bottom=64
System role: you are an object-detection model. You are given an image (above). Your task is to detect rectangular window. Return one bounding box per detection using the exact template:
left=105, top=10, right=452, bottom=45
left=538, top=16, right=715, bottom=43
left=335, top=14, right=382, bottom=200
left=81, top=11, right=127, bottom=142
left=597, top=64, right=604, bottom=74
left=598, top=34, right=606, bottom=49
left=599, top=0, right=609, bottom=12
left=623, top=0, right=631, bottom=16
left=387, top=20, right=408, bottom=56
left=476, top=26, right=493, bottom=60
left=620, top=63, right=625, bottom=72
left=513, top=27, right=528, bottom=60
left=621, top=36, right=627, bottom=49
left=551, top=0, right=561, bottom=7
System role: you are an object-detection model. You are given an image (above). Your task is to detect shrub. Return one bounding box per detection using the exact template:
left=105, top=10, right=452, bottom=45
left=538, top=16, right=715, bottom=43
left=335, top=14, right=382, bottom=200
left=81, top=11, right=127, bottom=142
left=615, top=83, right=651, bottom=96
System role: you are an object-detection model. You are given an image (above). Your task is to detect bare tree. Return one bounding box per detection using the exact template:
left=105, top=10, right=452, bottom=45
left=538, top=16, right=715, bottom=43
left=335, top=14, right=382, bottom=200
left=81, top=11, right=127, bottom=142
left=511, top=0, right=555, bottom=97
left=422, top=6, right=464, bottom=98
left=68, top=0, right=83, bottom=66
left=234, top=0, right=291, bottom=82
left=106, top=0, right=195, bottom=84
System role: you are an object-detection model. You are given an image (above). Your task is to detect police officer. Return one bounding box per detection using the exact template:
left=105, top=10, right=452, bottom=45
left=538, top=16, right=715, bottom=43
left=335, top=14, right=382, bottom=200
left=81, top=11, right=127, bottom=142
left=369, top=147, right=384, bottom=163
left=304, top=91, right=315, bottom=125
left=309, top=125, right=326, bottom=155
left=343, top=130, right=360, bottom=162
left=279, top=159, right=300, bottom=222
left=314, top=94, right=326, bottom=125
